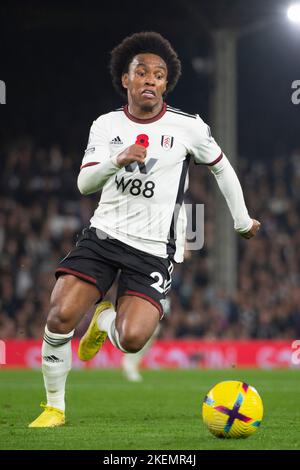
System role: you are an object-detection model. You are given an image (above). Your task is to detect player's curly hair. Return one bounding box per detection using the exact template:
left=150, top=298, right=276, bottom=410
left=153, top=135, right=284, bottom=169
left=110, top=31, right=181, bottom=99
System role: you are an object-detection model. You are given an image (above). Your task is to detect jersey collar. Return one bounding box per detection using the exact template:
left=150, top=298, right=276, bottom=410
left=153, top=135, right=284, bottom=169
left=123, top=103, right=167, bottom=124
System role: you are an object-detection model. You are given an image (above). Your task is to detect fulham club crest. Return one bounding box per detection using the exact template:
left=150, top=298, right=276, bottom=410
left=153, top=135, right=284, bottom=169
left=161, top=135, right=174, bottom=151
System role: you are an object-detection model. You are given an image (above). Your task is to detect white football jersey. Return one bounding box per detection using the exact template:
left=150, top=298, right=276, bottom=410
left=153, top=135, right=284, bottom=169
left=80, top=103, right=222, bottom=262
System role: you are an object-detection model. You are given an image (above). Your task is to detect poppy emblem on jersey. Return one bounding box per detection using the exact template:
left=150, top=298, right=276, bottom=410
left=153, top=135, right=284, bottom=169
left=161, top=135, right=174, bottom=150
left=135, top=134, right=149, bottom=148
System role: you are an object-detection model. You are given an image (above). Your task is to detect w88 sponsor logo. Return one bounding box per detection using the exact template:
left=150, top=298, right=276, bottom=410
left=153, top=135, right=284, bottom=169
left=115, top=175, right=155, bottom=198
left=114, top=155, right=157, bottom=198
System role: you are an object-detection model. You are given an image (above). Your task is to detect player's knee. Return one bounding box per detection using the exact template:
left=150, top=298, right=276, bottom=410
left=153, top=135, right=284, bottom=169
left=122, top=342, right=143, bottom=354
left=47, top=301, right=74, bottom=335
left=119, top=328, right=146, bottom=353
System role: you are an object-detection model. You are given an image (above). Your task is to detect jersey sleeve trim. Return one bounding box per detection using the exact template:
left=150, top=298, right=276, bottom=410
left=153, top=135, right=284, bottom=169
left=206, top=152, right=223, bottom=166
left=195, top=152, right=223, bottom=166
left=80, top=162, right=101, bottom=170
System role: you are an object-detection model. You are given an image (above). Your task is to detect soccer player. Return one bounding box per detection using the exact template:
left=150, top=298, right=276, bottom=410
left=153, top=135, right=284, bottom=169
left=29, top=32, right=260, bottom=427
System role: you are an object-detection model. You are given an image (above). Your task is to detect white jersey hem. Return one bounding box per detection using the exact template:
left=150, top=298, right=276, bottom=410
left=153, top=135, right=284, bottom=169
left=90, top=223, right=169, bottom=259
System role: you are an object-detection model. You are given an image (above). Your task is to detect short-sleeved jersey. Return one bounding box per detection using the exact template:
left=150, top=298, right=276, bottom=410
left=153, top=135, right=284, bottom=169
left=81, top=103, right=222, bottom=262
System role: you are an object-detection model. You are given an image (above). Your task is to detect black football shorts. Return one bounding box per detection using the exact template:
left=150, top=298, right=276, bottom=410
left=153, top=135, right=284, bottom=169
left=55, top=227, right=173, bottom=318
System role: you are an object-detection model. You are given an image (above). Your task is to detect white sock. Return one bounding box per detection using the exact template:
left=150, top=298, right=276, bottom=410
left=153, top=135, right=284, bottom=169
left=122, top=346, right=144, bottom=370
left=97, top=307, right=116, bottom=332
left=42, top=325, right=74, bottom=412
left=97, top=307, right=128, bottom=353
left=109, top=324, right=128, bottom=353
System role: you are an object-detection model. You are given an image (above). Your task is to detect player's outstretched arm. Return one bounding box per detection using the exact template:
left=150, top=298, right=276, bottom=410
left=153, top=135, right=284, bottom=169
left=209, top=154, right=261, bottom=238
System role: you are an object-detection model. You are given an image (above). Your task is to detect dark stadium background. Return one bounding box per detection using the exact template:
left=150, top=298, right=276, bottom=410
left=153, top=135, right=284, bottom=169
left=1, top=0, right=299, bottom=155
left=1, top=0, right=300, bottom=343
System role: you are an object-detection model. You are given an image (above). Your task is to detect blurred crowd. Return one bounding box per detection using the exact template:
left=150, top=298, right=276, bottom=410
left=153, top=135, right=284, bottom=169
left=1, top=141, right=300, bottom=340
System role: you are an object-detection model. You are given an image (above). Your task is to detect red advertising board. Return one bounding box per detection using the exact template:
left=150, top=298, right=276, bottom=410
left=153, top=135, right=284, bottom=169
left=1, top=339, right=300, bottom=369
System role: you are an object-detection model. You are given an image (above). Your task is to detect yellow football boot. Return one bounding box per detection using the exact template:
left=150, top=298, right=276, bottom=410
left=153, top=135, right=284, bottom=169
left=28, top=403, right=65, bottom=428
left=78, top=300, right=113, bottom=361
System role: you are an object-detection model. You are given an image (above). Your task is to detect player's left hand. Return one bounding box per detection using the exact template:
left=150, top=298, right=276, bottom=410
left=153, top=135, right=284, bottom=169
left=239, top=219, right=261, bottom=239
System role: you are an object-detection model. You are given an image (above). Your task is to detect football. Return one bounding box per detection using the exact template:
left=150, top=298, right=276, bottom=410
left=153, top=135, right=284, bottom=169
left=202, top=380, right=263, bottom=438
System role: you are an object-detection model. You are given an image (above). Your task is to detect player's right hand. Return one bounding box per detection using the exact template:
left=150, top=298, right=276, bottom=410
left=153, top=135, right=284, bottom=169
left=116, top=144, right=147, bottom=167
left=239, top=219, right=261, bottom=239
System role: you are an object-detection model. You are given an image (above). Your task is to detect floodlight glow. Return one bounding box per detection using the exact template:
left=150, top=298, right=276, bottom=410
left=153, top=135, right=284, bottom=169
left=287, top=3, right=300, bottom=23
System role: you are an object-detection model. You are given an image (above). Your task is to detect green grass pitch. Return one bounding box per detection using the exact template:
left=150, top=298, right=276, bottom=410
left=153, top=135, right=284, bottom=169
left=0, top=368, right=299, bottom=450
